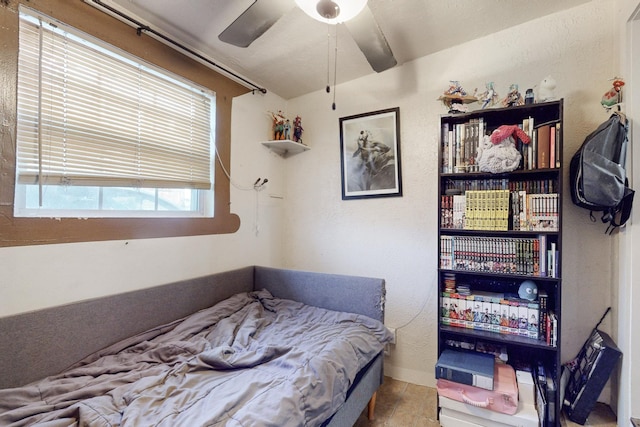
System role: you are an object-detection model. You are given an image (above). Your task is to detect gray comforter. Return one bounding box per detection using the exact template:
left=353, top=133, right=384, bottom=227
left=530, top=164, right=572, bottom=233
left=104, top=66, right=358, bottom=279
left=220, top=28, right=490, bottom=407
left=0, top=290, right=392, bottom=427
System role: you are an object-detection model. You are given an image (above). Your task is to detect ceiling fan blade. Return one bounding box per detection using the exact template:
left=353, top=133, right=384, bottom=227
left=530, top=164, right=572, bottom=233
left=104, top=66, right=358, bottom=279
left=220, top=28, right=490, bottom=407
left=344, top=5, right=397, bottom=73
left=218, top=0, right=293, bottom=48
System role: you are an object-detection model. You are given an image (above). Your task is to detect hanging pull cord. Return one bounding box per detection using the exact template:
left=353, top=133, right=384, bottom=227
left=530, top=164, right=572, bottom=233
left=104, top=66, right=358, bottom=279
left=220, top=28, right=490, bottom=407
left=326, top=23, right=331, bottom=94
left=332, top=24, right=338, bottom=110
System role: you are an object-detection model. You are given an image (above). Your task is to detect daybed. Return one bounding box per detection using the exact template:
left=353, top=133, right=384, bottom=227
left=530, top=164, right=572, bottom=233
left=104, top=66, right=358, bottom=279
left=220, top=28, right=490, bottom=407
left=0, top=266, right=391, bottom=426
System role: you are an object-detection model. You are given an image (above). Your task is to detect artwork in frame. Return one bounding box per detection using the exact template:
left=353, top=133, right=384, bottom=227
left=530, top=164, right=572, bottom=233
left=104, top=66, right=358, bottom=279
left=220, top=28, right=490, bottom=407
left=339, top=107, right=402, bottom=200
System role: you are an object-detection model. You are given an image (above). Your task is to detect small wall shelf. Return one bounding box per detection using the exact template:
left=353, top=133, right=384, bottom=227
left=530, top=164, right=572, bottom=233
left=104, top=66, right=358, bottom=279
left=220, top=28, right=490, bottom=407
left=261, top=140, right=310, bottom=158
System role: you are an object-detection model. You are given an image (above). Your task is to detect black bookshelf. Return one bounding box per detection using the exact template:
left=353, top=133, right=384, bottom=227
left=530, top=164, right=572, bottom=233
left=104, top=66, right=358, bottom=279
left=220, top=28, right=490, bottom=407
left=437, top=100, right=563, bottom=426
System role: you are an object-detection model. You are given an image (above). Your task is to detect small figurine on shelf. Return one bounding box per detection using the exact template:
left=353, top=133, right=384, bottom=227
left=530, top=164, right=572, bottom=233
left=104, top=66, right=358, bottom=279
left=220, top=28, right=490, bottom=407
left=476, top=81, right=499, bottom=109
left=437, top=80, right=477, bottom=113
left=501, top=84, right=524, bottom=107
left=601, top=77, right=625, bottom=111
left=538, top=76, right=557, bottom=102
left=525, top=88, right=535, bottom=104
left=293, top=115, right=304, bottom=144
left=284, top=119, right=291, bottom=140
left=269, top=110, right=287, bottom=140
left=445, top=80, right=467, bottom=96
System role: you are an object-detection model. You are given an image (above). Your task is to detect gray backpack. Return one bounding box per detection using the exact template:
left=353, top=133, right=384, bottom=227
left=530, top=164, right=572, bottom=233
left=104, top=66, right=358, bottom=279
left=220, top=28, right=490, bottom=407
left=570, top=113, right=634, bottom=234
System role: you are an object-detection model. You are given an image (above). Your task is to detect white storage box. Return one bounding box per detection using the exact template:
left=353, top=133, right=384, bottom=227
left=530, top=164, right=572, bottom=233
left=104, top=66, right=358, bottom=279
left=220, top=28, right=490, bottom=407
left=439, top=395, right=539, bottom=427
left=516, top=370, right=536, bottom=406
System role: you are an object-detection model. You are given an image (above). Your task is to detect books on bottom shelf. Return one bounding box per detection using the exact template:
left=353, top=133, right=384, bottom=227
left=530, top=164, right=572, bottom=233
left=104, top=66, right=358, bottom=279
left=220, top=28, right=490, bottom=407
left=441, top=289, right=558, bottom=346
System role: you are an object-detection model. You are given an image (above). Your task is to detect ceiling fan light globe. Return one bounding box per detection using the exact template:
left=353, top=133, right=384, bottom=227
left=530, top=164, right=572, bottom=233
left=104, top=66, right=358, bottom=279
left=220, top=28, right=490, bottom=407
left=295, top=0, right=367, bottom=24
left=316, top=0, right=339, bottom=20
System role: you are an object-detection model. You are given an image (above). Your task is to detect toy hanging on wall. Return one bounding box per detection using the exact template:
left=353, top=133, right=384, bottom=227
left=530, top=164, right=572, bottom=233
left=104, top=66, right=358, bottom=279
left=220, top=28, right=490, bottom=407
left=437, top=80, right=478, bottom=113
left=601, top=77, right=624, bottom=111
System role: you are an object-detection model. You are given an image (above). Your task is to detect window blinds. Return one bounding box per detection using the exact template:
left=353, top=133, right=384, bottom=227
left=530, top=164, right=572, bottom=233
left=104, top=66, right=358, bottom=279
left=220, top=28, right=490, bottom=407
left=16, top=10, right=215, bottom=190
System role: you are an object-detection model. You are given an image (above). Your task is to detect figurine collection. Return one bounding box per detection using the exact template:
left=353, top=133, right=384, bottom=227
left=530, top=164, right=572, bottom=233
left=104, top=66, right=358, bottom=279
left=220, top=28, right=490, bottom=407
left=437, top=77, right=560, bottom=113
left=268, top=110, right=304, bottom=144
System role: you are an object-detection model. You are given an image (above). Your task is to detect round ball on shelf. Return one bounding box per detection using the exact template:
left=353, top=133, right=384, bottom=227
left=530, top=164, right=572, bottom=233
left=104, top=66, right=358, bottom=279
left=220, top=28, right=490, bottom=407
left=518, top=280, right=538, bottom=301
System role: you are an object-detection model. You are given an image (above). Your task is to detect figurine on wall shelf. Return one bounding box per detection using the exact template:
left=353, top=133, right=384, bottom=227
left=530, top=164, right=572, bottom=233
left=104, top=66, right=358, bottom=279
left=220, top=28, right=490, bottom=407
left=293, top=116, right=304, bottom=144
left=476, top=81, right=499, bottom=109
left=269, top=110, right=287, bottom=140
left=525, top=88, right=535, bottom=104
left=284, top=119, right=291, bottom=140
left=501, top=84, right=524, bottom=107
left=601, top=77, right=624, bottom=111
left=437, top=80, right=478, bottom=113
left=538, top=76, right=557, bottom=102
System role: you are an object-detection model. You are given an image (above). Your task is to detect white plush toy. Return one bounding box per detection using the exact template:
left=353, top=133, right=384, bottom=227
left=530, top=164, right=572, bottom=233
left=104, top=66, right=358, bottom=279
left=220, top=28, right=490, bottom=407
left=476, top=135, right=522, bottom=173
left=476, top=125, right=530, bottom=173
left=538, top=76, right=556, bottom=102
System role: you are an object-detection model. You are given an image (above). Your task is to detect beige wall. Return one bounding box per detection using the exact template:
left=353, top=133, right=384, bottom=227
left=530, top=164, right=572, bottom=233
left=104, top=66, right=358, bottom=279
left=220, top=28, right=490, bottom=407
left=285, top=1, right=619, bottom=389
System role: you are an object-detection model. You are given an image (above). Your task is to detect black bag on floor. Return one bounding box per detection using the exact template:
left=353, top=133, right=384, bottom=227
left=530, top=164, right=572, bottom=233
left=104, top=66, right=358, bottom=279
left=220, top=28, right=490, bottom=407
left=570, top=112, right=634, bottom=234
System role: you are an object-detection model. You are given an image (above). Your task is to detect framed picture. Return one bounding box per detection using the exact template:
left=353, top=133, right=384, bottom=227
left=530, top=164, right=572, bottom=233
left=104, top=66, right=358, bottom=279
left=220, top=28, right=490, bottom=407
left=339, top=107, right=402, bottom=200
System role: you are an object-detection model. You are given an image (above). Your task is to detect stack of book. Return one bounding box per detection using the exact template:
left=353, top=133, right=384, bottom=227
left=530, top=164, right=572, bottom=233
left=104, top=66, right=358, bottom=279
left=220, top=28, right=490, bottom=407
left=441, top=118, right=486, bottom=173
left=441, top=290, right=541, bottom=341
left=464, top=190, right=510, bottom=231
left=519, top=118, right=561, bottom=171
left=440, top=189, right=559, bottom=232
left=441, top=117, right=561, bottom=174
left=439, top=235, right=558, bottom=278
left=439, top=280, right=559, bottom=346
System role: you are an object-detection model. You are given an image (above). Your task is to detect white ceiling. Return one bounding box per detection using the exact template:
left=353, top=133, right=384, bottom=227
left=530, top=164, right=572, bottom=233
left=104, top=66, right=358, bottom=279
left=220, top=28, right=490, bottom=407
left=106, top=0, right=591, bottom=99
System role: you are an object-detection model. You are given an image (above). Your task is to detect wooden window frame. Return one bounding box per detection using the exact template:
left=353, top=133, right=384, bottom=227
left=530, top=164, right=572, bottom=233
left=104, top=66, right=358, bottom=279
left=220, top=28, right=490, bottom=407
left=0, top=1, right=247, bottom=247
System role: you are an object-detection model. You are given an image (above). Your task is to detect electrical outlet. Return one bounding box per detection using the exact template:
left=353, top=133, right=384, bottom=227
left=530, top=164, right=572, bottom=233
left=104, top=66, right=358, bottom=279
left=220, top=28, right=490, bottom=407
left=387, top=327, right=396, bottom=345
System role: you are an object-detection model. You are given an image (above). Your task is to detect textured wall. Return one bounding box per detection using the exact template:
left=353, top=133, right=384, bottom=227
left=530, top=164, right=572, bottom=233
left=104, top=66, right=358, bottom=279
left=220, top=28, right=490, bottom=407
left=286, top=1, right=618, bottom=388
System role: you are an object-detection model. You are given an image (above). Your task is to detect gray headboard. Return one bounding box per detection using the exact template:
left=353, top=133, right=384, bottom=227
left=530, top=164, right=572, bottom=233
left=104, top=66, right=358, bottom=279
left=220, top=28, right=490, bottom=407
left=0, top=267, right=255, bottom=389
left=0, top=266, right=386, bottom=389
left=254, top=266, right=386, bottom=323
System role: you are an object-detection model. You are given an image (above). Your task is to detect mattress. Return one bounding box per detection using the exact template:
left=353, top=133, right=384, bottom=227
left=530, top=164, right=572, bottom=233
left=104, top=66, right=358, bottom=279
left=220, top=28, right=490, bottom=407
left=0, top=290, right=393, bottom=427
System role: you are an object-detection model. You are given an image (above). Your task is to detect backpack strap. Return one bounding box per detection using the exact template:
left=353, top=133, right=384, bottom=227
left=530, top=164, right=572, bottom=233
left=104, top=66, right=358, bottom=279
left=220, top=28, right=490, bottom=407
left=604, top=186, right=635, bottom=234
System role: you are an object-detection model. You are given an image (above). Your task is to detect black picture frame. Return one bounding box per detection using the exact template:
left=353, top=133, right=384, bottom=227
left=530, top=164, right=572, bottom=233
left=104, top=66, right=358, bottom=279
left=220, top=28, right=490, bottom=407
left=339, top=107, right=402, bottom=200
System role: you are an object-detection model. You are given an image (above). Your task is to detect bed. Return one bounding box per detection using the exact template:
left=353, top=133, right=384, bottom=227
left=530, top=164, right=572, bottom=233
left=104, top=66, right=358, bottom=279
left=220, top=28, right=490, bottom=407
left=0, top=266, right=391, bottom=426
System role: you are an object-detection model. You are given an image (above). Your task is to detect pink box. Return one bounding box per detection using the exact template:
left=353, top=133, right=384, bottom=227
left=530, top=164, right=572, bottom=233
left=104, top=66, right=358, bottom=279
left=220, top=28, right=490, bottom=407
left=437, top=362, right=518, bottom=415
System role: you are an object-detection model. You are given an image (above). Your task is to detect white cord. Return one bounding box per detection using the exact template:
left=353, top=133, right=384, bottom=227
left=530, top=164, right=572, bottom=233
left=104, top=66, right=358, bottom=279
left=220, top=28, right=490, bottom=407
left=392, top=271, right=435, bottom=331
left=213, top=142, right=268, bottom=236
left=214, top=143, right=256, bottom=191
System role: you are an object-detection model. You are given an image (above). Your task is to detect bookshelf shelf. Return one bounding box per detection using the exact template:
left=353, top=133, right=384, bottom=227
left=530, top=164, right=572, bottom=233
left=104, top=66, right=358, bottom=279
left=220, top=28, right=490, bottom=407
left=440, top=325, right=557, bottom=351
left=437, top=100, right=563, bottom=426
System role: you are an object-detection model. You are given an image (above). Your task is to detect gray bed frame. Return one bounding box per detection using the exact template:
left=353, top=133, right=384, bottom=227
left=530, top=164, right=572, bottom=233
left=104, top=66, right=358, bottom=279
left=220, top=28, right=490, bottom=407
left=0, top=266, right=386, bottom=426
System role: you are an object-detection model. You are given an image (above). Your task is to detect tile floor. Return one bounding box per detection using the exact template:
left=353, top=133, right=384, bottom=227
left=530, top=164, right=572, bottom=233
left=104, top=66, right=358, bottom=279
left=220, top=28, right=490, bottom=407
left=354, top=377, right=618, bottom=427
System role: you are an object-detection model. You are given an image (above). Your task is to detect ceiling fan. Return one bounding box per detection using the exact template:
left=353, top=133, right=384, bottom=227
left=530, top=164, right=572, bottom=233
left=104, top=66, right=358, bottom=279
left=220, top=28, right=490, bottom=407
left=218, top=0, right=397, bottom=73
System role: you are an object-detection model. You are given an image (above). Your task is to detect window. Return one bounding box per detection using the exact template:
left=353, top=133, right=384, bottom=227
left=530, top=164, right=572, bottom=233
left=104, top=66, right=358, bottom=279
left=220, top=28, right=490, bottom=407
left=15, top=9, right=215, bottom=218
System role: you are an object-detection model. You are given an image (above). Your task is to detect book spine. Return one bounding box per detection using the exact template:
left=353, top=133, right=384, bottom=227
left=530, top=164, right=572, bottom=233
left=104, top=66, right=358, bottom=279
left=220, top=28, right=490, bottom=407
left=537, top=124, right=551, bottom=169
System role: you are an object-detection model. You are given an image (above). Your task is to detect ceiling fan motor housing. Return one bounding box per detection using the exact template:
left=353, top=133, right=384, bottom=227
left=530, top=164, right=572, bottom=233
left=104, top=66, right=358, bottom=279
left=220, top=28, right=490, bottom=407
left=316, top=0, right=340, bottom=19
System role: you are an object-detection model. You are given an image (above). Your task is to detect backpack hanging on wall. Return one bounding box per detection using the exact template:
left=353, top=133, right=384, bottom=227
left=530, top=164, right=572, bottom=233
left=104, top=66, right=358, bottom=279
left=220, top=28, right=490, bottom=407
left=569, top=112, right=634, bottom=234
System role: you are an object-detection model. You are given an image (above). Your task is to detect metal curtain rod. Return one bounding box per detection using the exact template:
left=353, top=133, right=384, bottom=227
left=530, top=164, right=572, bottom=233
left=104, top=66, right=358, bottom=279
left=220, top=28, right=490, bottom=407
left=88, top=0, right=267, bottom=94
